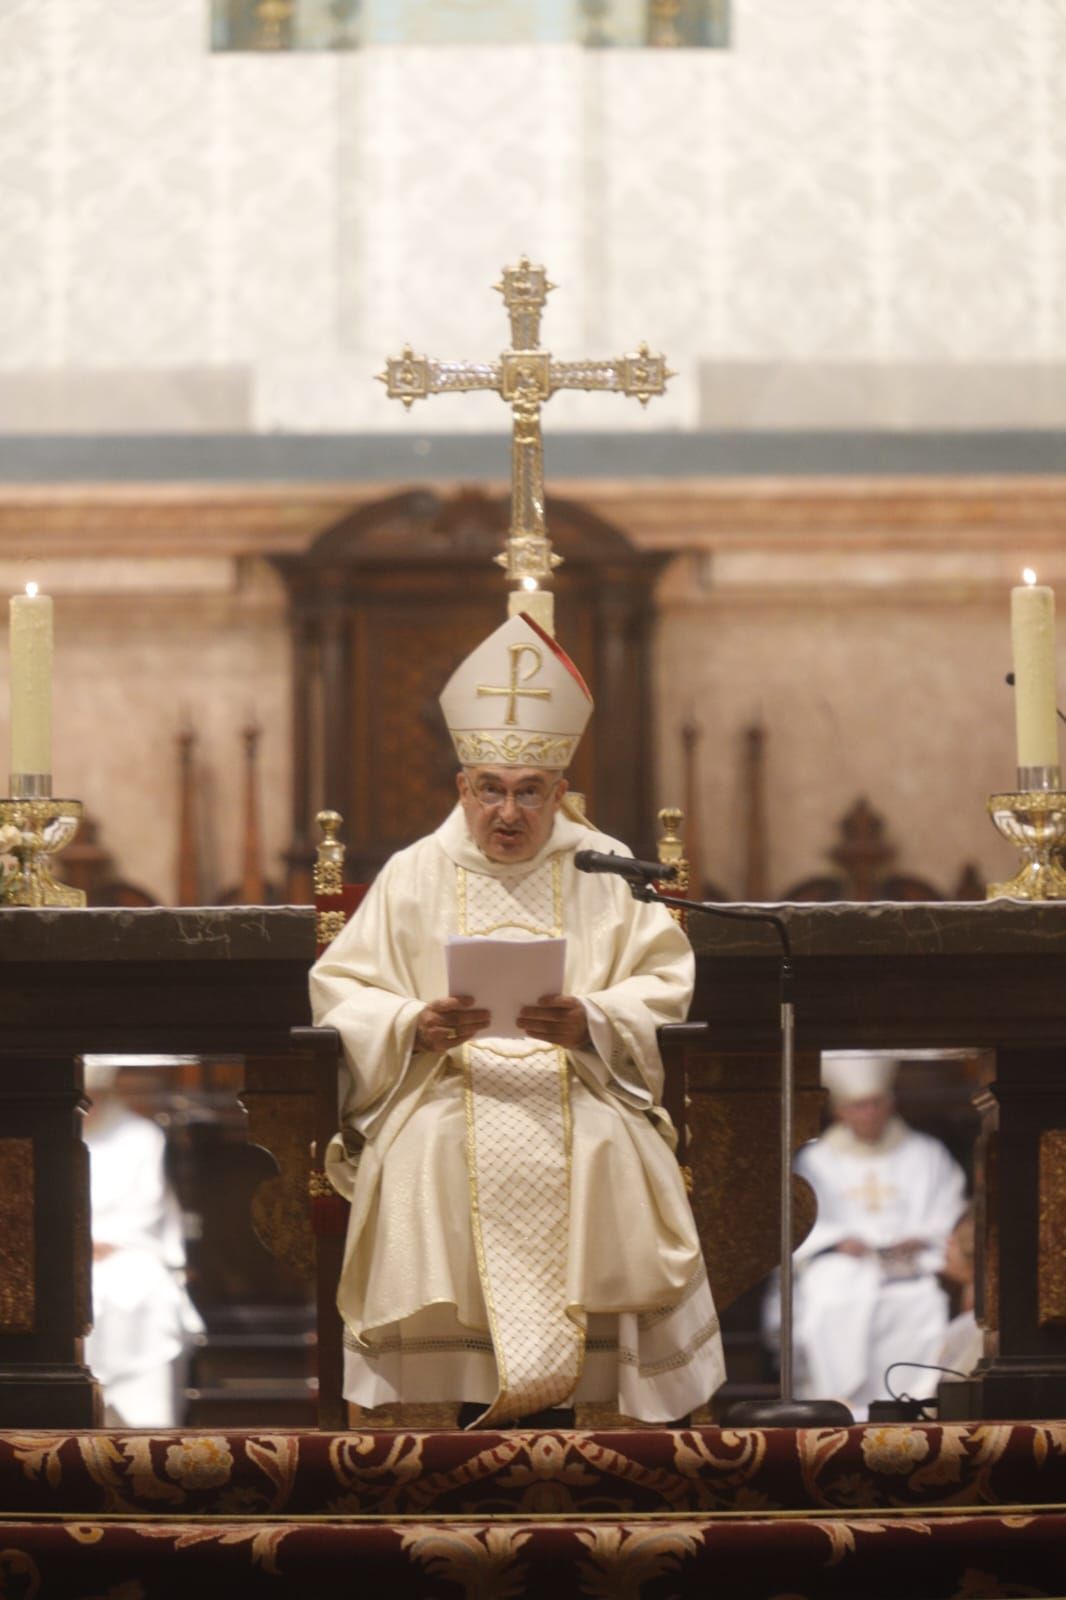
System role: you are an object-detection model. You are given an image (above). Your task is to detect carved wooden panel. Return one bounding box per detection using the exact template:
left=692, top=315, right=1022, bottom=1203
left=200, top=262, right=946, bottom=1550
left=1039, top=1128, right=1066, bottom=1327
left=274, top=488, right=667, bottom=885
left=780, top=795, right=985, bottom=904
left=358, top=608, right=492, bottom=852
left=0, top=1139, right=35, bottom=1334
left=241, top=1057, right=316, bottom=1284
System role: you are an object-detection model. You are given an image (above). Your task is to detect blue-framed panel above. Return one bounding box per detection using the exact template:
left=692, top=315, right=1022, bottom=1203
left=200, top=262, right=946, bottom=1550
left=210, top=1, right=730, bottom=51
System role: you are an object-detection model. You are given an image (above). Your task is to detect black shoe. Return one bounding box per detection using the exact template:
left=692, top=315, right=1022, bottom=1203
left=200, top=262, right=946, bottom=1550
left=515, top=1406, right=575, bottom=1429
left=457, top=1402, right=575, bottom=1430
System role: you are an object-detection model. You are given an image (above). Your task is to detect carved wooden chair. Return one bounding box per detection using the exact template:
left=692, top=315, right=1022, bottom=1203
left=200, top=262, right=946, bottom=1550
left=291, top=806, right=692, bottom=1428
left=286, top=811, right=367, bottom=1428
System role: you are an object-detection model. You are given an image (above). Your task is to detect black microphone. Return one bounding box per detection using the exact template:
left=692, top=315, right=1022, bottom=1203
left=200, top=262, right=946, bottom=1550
left=574, top=849, right=677, bottom=884
left=1005, top=671, right=1066, bottom=725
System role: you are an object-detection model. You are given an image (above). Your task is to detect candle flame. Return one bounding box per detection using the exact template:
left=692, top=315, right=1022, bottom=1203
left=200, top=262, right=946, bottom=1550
left=521, top=576, right=539, bottom=592
left=1023, top=568, right=1038, bottom=585
left=24, top=581, right=38, bottom=597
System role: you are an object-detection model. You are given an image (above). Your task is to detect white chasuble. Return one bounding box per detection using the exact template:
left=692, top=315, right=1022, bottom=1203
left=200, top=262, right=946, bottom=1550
left=310, top=805, right=726, bottom=1424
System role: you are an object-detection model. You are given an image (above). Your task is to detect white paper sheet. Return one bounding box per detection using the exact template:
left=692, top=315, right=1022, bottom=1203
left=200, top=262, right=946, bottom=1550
left=445, top=936, right=567, bottom=1041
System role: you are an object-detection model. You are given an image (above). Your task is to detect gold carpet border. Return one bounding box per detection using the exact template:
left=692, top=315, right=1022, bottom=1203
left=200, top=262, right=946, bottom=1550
left=0, top=1502, right=1058, bottom=1525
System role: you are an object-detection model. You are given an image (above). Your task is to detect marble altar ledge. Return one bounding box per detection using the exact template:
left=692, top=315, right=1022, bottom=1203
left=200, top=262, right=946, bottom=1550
left=688, top=898, right=1066, bottom=959
left=0, top=904, right=317, bottom=961
left=2, top=898, right=1061, bottom=963
left=0, top=906, right=318, bottom=1062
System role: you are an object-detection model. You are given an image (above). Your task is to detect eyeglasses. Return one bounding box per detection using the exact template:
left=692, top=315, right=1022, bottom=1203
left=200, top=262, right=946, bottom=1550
left=471, top=780, right=559, bottom=812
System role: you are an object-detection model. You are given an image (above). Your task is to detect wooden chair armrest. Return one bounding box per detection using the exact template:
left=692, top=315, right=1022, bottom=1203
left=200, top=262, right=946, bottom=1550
left=658, top=1022, right=709, bottom=1045
left=290, top=1024, right=342, bottom=1058
left=289, top=1021, right=346, bottom=1208
left=658, top=1022, right=707, bottom=1175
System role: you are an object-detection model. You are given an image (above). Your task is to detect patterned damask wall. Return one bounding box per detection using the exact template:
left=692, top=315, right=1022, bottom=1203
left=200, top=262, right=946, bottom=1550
left=0, top=0, right=1064, bottom=433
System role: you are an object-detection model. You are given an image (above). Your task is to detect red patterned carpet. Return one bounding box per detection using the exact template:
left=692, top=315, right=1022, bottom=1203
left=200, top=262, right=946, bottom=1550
left=3, top=1423, right=1066, bottom=1597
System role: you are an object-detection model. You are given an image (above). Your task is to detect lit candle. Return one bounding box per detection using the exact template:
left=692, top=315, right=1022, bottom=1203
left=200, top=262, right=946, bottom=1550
left=9, top=582, right=53, bottom=782
left=1010, top=569, right=1059, bottom=773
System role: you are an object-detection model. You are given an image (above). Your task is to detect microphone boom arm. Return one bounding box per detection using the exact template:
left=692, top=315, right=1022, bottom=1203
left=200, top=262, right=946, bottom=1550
left=630, top=883, right=793, bottom=972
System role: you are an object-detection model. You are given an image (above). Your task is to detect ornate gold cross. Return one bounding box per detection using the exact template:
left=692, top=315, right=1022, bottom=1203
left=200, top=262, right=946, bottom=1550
left=379, top=258, right=672, bottom=630
left=847, top=1171, right=896, bottom=1214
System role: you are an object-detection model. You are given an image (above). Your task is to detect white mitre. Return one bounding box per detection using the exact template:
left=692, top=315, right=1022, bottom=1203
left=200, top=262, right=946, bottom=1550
left=440, top=612, right=594, bottom=770
left=821, top=1051, right=898, bottom=1104
left=83, top=1058, right=120, bottom=1094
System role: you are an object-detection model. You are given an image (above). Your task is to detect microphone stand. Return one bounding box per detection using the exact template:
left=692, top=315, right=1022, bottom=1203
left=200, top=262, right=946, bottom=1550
left=631, top=883, right=853, bottom=1428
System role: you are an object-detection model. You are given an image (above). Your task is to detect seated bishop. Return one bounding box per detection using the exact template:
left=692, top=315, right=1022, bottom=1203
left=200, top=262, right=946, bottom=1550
left=311, top=612, right=725, bottom=1426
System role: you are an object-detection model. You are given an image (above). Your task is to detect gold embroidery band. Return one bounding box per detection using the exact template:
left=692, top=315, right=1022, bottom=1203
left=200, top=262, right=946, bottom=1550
left=452, top=730, right=578, bottom=768
left=457, top=853, right=579, bottom=1425
left=463, top=1042, right=582, bottom=1425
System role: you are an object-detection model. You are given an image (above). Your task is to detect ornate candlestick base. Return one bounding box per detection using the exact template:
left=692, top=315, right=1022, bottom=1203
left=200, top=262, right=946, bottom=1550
left=987, top=789, right=1066, bottom=901
left=0, top=798, right=87, bottom=907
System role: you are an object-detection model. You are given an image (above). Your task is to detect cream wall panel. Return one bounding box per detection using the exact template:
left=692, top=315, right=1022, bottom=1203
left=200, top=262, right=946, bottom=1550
left=0, top=559, right=290, bottom=905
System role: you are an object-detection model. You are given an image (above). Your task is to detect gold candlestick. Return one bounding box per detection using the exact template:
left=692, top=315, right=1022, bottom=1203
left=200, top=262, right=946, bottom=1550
left=0, top=797, right=86, bottom=907
left=987, top=772, right=1066, bottom=901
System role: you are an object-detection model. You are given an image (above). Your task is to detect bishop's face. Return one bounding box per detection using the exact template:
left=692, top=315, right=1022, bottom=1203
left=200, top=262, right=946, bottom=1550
left=836, top=1093, right=894, bottom=1144
left=457, top=765, right=568, bottom=864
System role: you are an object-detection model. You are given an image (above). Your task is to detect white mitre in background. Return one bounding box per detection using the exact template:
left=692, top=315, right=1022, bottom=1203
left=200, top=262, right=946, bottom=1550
left=439, top=612, right=594, bottom=770
left=820, top=1051, right=899, bottom=1105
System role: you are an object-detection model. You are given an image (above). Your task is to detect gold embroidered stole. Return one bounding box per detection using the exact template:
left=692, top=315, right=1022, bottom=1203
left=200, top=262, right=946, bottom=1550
left=457, top=857, right=584, bottom=1424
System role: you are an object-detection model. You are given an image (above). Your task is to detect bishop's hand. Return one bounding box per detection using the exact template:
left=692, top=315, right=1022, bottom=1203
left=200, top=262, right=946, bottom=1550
left=416, top=995, right=490, bottom=1054
left=518, top=993, right=591, bottom=1051
left=881, top=1238, right=927, bottom=1262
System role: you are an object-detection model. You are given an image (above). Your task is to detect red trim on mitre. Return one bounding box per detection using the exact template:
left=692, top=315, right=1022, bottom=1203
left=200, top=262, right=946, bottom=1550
left=518, top=612, right=593, bottom=702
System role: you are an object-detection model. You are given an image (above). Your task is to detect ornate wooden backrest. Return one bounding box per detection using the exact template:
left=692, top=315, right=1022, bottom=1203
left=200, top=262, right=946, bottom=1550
left=654, top=805, right=690, bottom=925
left=781, top=796, right=983, bottom=903
left=313, top=810, right=368, bottom=951
left=307, top=811, right=365, bottom=1252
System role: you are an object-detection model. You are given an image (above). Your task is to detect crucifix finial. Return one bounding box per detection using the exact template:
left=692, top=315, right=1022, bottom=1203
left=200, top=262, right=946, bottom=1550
left=379, top=259, right=673, bottom=635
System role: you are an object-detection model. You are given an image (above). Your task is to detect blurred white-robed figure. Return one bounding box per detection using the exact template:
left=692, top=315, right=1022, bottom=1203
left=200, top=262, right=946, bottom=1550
left=791, top=1053, right=966, bottom=1419
left=83, top=1063, right=205, bottom=1427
